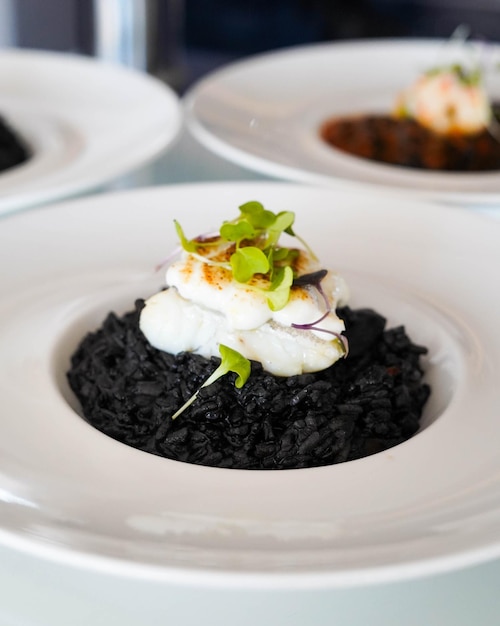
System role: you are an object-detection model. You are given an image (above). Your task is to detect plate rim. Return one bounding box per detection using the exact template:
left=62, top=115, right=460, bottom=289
left=0, top=48, right=183, bottom=215
left=1, top=181, right=500, bottom=588
left=183, top=38, right=500, bottom=206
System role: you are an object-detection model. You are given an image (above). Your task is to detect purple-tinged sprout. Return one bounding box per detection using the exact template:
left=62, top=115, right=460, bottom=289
left=291, top=321, right=349, bottom=357
left=292, top=269, right=328, bottom=286
left=293, top=268, right=331, bottom=316
left=291, top=269, right=348, bottom=356
left=155, top=245, right=181, bottom=273
left=156, top=229, right=222, bottom=272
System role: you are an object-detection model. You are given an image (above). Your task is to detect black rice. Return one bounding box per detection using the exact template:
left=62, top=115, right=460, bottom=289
left=67, top=301, right=430, bottom=469
left=0, top=115, right=30, bottom=173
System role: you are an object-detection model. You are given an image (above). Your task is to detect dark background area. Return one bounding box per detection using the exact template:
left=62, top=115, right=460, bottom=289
left=183, top=0, right=500, bottom=88
left=4, top=0, right=500, bottom=92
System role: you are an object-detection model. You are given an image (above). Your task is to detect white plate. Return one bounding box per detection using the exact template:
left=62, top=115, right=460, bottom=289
left=0, top=181, right=499, bottom=589
left=0, top=49, right=182, bottom=214
left=184, top=40, right=500, bottom=205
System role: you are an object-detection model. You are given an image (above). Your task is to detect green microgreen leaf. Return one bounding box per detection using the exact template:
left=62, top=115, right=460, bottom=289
left=230, top=246, right=270, bottom=283
left=266, top=247, right=299, bottom=282
left=273, top=211, right=295, bottom=233
left=171, top=345, right=251, bottom=420
left=275, top=247, right=299, bottom=265
left=272, top=247, right=290, bottom=262
left=220, top=219, right=255, bottom=244
left=265, top=210, right=295, bottom=247
left=266, top=266, right=294, bottom=311
left=203, top=344, right=251, bottom=389
left=238, top=200, right=264, bottom=217
left=239, top=201, right=276, bottom=228
left=174, top=220, right=198, bottom=253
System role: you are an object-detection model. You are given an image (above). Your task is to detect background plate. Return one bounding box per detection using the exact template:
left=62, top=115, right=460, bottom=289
left=0, top=182, right=499, bottom=588
left=0, top=49, right=182, bottom=214
left=184, top=40, right=500, bottom=205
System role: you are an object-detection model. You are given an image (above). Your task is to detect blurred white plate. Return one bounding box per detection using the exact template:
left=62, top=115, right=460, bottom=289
left=184, top=40, right=500, bottom=205
left=0, top=49, right=182, bottom=214
left=0, top=182, right=499, bottom=588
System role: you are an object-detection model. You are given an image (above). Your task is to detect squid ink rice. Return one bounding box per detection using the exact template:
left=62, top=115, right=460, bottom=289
left=0, top=116, right=30, bottom=172
left=67, top=300, right=430, bottom=469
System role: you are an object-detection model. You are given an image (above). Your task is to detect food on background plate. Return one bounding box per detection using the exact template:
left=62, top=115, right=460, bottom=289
left=321, top=56, right=500, bottom=171
left=0, top=115, right=30, bottom=173
left=67, top=201, right=430, bottom=469
left=393, top=63, right=491, bottom=135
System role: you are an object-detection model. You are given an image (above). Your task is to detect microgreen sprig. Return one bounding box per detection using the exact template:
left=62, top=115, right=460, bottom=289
left=174, top=201, right=316, bottom=311
left=171, top=344, right=251, bottom=420
left=290, top=269, right=349, bottom=357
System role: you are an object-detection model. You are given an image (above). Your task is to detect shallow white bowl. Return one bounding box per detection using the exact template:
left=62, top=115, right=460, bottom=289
left=0, top=182, right=499, bottom=589
left=184, top=40, right=500, bottom=205
left=0, top=49, right=182, bottom=214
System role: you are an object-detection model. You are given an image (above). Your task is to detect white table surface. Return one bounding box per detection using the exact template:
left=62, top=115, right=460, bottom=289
left=1, top=128, right=500, bottom=626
